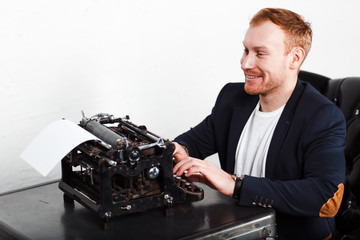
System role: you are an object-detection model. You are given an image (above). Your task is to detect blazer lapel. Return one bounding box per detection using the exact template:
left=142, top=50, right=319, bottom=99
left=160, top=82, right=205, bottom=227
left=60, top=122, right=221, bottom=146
left=226, top=96, right=258, bottom=173
left=265, top=80, right=305, bottom=178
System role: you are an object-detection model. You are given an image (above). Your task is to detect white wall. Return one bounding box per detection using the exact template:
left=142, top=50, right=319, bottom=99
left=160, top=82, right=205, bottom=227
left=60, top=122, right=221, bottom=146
left=1, top=0, right=359, bottom=194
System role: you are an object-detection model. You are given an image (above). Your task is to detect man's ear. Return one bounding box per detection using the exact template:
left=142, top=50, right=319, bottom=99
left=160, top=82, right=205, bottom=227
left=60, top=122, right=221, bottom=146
left=290, top=47, right=305, bottom=70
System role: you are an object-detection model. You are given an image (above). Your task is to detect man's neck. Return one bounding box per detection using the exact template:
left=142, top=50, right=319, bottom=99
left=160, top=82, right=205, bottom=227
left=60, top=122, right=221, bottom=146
left=259, top=79, right=297, bottom=112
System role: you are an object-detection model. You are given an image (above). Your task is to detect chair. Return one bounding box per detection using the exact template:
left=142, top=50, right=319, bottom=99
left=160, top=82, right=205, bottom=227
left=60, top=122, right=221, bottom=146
left=299, top=70, right=360, bottom=239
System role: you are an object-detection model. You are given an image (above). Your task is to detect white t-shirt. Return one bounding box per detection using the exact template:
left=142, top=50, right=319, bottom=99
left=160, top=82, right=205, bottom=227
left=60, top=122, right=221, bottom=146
left=234, top=102, right=285, bottom=177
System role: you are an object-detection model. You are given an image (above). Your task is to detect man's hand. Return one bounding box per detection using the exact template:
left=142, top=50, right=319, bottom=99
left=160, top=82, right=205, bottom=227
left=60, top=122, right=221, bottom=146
left=172, top=142, right=189, bottom=163
left=173, top=156, right=235, bottom=196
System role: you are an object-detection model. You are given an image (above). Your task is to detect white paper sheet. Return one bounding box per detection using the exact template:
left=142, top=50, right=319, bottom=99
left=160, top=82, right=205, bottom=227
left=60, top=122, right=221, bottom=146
left=21, top=119, right=100, bottom=176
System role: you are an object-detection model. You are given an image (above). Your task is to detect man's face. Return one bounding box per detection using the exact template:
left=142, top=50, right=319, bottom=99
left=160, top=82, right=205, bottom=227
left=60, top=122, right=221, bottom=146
left=241, top=21, right=292, bottom=96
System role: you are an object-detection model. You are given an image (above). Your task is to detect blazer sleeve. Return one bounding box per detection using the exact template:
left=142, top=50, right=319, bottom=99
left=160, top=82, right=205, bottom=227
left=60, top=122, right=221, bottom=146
left=239, top=103, right=346, bottom=218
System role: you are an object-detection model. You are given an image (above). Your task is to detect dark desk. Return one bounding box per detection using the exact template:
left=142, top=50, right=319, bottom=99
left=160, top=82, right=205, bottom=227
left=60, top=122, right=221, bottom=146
left=0, top=181, right=276, bottom=240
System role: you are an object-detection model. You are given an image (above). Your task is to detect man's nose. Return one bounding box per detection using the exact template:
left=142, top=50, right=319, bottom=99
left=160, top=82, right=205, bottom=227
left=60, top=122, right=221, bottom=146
left=241, top=54, right=255, bottom=70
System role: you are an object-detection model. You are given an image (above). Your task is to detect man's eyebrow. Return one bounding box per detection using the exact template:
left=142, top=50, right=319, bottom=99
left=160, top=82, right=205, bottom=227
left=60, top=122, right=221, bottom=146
left=242, top=45, right=270, bottom=52
left=242, top=42, right=269, bottom=51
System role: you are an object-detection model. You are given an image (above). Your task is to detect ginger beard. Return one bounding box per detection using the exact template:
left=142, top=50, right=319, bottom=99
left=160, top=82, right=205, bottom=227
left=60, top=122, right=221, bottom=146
left=243, top=65, right=288, bottom=97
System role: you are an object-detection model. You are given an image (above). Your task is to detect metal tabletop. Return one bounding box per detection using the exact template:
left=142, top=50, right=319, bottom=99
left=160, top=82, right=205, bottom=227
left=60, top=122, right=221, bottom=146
left=0, top=181, right=276, bottom=240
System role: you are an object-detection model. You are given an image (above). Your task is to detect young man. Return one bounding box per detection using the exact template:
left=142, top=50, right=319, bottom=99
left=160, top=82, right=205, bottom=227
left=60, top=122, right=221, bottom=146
left=173, top=8, right=346, bottom=239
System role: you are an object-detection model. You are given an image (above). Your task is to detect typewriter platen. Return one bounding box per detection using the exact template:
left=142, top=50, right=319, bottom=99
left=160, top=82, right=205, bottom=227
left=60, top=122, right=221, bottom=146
left=58, top=113, right=204, bottom=230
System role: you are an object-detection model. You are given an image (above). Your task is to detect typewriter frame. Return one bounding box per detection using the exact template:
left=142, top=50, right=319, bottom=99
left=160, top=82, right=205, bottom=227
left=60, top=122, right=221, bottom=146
left=58, top=114, right=203, bottom=230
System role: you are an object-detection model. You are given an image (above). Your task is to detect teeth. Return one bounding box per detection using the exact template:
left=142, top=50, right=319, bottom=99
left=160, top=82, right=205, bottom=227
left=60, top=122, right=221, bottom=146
left=247, top=75, right=258, bottom=79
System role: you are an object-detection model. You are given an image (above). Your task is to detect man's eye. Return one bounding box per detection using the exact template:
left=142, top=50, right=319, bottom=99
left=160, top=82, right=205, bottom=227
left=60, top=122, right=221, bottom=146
left=243, top=49, right=249, bottom=54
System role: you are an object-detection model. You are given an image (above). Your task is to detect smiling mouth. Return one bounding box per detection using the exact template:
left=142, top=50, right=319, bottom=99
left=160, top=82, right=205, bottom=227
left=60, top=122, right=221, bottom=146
left=245, top=74, right=262, bottom=80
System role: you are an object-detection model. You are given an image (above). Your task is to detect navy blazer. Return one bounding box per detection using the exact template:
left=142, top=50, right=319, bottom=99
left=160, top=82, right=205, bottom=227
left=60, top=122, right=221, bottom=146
left=174, top=80, right=346, bottom=239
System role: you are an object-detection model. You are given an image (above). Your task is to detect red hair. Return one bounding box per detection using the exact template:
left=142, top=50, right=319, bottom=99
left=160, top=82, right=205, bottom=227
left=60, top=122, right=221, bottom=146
left=250, top=8, right=312, bottom=59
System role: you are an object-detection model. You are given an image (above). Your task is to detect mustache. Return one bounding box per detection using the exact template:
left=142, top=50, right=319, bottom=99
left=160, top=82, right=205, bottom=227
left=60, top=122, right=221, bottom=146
left=244, top=70, right=262, bottom=76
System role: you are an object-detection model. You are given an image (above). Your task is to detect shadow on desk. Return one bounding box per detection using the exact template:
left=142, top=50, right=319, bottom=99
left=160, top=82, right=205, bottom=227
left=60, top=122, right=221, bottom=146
left=60, top=202, right=238, bottom=240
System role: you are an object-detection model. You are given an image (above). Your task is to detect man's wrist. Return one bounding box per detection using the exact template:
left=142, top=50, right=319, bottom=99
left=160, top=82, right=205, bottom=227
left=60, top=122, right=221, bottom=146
left=179, top=144, right=189, bottom=156
left=232, top=175, right=244, bottom=199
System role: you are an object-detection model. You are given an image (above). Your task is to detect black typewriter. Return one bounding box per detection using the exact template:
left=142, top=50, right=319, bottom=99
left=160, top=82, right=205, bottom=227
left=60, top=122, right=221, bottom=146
left=58, top=113, right=204, bottom=230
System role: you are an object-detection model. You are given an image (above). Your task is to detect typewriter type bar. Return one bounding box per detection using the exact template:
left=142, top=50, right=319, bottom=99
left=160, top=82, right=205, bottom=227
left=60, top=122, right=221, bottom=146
left=58, top=113, right=204, bottom=230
